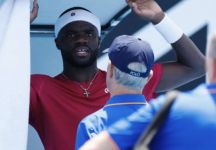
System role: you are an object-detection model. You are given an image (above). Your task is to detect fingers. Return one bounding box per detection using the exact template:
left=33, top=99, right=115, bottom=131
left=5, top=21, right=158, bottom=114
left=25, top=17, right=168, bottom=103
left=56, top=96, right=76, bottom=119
left=212, top=32, right=216, bottom=42
left=126, top=0, right=136, bottom=8
left=33, top=0, right=38, bottom=6
left=130, top=3, right=140, bottom=14
left=126, top=0, right=142, bottom=15
left=32, top=0, right=39, bottom=11
left=30, top=0, right=39, bottom=23
left=207, top=32, right=216, bottom=58
left=209, top=32, right=216, bottom=47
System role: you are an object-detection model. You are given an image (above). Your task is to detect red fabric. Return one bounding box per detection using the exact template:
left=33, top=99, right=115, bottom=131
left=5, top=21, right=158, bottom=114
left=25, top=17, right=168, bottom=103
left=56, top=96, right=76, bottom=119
left=143, top=63, right=163, bottom=101
left=29, top=64, right=162, bottom=150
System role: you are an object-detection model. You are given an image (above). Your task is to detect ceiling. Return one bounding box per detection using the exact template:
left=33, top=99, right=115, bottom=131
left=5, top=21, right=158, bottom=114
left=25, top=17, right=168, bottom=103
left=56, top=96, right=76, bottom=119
left=32, top=0, right=127, bottom=26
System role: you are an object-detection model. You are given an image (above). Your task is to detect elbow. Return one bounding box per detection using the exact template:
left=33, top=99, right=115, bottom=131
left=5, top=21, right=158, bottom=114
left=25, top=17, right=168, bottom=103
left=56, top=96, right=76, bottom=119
left=195, top=66, right=206, bottom=78
left=192, top=57, right=206, bottom=77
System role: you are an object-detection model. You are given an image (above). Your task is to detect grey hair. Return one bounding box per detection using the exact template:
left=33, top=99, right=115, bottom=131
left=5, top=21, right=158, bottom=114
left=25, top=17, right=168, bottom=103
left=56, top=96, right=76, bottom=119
left=114, top=62, right=149, bottom=92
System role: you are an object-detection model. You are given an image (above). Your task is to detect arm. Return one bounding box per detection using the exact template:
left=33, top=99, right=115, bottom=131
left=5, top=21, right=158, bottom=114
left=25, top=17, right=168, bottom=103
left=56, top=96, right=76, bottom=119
left=30, top=0, right=39, bottom=23
left=207, top=32, right=216, bottom=58
left=158, top=34, right=205, bottom=92
left=127, top=0, right=205, bottom=92
left=206, top=32, right=216, bottom=83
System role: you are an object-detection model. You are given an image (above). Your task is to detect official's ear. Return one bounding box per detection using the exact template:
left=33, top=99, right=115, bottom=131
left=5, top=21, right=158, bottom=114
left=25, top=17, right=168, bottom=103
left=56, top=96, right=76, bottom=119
left=107, top=62, right=115, bottom=78
left=147, top=70, right=153, bottom=82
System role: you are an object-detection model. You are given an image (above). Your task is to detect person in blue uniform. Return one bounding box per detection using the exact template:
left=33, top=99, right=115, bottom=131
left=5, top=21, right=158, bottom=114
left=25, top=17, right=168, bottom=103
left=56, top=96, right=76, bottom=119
left=75, top=35, right=154, bottom=149
left=79, top=32, right=216, bottom=150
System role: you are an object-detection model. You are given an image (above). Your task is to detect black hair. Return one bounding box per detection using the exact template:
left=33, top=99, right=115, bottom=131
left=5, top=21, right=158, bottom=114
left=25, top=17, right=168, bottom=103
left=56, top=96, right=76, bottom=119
left=59, top=7, right=92, bottom=17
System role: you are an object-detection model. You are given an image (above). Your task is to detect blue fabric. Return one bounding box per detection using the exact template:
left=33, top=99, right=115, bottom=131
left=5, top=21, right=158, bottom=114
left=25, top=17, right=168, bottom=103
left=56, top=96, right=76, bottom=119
left=108, top=84, right=216, bottom=150
left=75, top=94, right=147, bottom=150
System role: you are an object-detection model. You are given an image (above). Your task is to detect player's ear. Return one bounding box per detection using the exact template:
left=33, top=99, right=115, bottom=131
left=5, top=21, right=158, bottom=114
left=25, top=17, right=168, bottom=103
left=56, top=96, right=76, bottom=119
left=98, top=37, right=101, bottom=48
left=55, top=37, right=61, bottom=50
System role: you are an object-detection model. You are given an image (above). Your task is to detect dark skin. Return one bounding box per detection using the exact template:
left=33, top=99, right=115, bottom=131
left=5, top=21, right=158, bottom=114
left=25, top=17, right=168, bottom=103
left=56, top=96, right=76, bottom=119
left=127, top=0, right=206, bottom=92
left=55, top=21, right=100, bottom=82
left=31, top=0, right=205, bottom=93
left=30, top=0, right=38, bottom=23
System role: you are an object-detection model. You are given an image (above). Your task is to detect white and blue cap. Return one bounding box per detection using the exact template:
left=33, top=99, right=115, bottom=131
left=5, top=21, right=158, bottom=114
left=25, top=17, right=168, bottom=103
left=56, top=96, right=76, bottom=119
left=108, top=35, right=154, bottom=78
left=54, top=9, right=101, bottom=37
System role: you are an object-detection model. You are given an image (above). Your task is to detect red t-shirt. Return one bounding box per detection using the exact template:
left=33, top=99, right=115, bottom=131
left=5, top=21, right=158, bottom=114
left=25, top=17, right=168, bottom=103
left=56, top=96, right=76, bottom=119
left=29, top=64, right=162, bottom=150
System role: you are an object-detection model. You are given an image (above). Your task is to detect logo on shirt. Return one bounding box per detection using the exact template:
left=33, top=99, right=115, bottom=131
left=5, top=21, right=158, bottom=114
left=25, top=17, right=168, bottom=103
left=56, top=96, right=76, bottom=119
left=104, top=88, right=109, bottom=94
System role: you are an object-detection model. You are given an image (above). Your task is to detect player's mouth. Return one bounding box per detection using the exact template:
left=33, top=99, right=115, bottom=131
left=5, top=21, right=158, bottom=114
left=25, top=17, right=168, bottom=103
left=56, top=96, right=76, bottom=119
left=75, top=46, right=90, bottom=57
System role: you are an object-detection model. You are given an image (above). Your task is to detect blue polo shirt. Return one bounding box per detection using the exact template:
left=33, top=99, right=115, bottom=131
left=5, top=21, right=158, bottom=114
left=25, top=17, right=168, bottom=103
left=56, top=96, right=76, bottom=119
left=75, top=94, right=147, bottom=150
left=108, top=83, right=216, bottom=150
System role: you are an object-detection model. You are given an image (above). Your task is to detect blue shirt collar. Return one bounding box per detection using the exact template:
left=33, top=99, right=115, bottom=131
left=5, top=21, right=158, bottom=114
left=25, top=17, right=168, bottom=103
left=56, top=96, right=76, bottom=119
left=106, top=94, right=147, bottom=105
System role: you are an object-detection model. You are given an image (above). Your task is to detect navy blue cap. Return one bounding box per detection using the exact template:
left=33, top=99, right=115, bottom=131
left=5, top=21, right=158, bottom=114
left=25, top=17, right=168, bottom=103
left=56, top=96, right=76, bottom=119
left=108, top=35, right=154, bottom=78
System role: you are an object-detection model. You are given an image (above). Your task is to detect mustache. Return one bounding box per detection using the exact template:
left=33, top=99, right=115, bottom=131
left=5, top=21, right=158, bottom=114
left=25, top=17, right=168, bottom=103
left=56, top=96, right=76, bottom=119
left=73, top=43, right=92, bottom=52
left=74, top=42, right=89, bottom=47
left=74, top=43, right=90, bottom=48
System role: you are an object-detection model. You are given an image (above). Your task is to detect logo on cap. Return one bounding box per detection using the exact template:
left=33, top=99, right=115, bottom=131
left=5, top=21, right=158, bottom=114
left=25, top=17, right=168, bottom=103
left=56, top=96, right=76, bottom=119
left=71, top=12, right=75, bottom=16
left=130, top=71, right=141, bottom=77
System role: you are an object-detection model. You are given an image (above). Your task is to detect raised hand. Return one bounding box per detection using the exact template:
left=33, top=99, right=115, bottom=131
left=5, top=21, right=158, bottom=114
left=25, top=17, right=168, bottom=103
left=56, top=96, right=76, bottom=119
left=207, top=32, right=216, bottom=57
left=126, top=0, right=164, bottom=23
left=30, top=0, right=39, bottom=23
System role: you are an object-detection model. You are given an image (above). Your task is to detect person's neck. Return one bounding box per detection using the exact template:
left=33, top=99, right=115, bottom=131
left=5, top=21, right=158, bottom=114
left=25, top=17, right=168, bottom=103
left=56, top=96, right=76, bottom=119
left=110, top=85, right=142, bottom=97
left=63, top=63, right=99, bottom=82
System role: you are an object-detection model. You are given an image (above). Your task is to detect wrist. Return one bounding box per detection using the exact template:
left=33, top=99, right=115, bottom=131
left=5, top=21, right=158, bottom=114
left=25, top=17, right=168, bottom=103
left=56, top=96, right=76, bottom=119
left=154, top=14, right=183, bottom=44
left=151, top=11, right=165, bottom=25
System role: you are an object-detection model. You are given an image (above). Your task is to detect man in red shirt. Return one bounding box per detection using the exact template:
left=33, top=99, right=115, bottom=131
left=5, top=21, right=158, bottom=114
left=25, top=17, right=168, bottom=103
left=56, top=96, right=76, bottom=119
left=30, top=0, right=205, bottom=149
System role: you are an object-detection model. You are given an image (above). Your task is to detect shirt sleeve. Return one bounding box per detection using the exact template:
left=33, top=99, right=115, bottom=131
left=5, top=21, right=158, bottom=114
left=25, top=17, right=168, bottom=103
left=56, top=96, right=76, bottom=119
left=107, top=96, right=166, bottom=150
left=75, top=115, right=102, bottom=150
left=143, top=63, right=163, bottom=101
left=75, top=122, right=91, bottom=150
left=29, top=75, right=47, bottom=127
